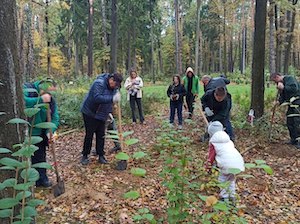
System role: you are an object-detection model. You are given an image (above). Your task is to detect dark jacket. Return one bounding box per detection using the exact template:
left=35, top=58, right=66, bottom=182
left=81, top=74, right=117, bottom=121
left=167, top=83, right=186, bottom=102
left=204, top=77, right=230, bottom=93
left=201, top=90, right=231, bottom=125
left=279, top=76, right=300, bottom=104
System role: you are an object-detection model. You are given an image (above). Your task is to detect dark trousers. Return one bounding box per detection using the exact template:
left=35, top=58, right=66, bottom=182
left=130, top=95, right=144, bottom=123
left=170, top=101, right=183, bottom=125
left=224, top=118, right=235, bottom=141
left=31, top=134, right=48, bottom=184
left=286, top=106, right=300, bottom=143
left=82, top=113, right=106, bottom=156
left=186, top=93, right=195, bottom=116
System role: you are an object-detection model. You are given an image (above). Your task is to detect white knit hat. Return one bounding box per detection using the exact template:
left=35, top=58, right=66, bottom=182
left=208, top=121, right=224, bottom=136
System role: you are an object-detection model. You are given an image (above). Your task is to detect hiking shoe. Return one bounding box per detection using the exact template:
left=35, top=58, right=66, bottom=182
left=178, top=125, right=183, bottom=130
left=285, top=140, right=297, bottom=145
left=80, top=155, right=89, bottom=165
left=36, top=180, right=52, bottom=188
left=98, top=156, right=108, bottom=164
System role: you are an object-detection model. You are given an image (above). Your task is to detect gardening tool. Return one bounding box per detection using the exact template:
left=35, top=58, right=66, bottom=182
left=268, top=91, right=280, bottom=142
left=116, top=96, right=127, bottom=171
left=199, top=99, right=209, bottom=126
left=47, top=106, right=65, bottom=197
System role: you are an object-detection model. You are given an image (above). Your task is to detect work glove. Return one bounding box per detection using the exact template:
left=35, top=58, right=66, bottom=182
left=47, top=132, right=57, bottom=143
left=175, top=94, right=179, bottom=100
left=108, top=113, right=114, bottom=123
left=113, top=91, right=121, bottom=103
left=204, top=107, right=214, bottom=117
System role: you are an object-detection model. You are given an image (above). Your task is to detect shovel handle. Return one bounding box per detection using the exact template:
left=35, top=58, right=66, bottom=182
left=116, top=100, right=125, bottom=151
left=199, top=98, right=209, bottom=126
left=47, top=106, right=61, bottom=183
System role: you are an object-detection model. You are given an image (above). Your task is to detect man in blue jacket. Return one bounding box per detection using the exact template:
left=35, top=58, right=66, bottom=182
left=80, top=73, right=123, bottom=165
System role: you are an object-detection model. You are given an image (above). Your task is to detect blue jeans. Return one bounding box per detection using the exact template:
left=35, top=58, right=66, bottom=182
left=170, top=101, right=183, bottom=125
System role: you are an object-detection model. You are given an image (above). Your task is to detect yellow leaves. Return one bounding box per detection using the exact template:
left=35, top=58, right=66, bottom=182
left=205, top=195, right=218, bottom=207
left=61, top=2, right=71, bottom=10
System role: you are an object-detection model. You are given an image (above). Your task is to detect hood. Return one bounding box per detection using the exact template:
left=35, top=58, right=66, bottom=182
left=185, top=67, right=194, bottom=76
left=208, top=121, right=223, bottom=137
left=209, top=131, right=231, bottom=144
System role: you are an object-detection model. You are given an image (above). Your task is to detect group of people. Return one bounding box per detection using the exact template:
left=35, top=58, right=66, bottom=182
left=23, top=68, right=300, bottom=202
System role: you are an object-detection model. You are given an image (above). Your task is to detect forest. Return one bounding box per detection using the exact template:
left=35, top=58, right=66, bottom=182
left=0, top=0, right=300, bottom=223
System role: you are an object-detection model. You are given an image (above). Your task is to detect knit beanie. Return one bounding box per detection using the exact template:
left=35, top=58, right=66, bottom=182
left=208, top=121, right=224, bottom=137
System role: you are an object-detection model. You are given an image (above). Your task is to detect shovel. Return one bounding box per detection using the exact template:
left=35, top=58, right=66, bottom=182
left=47, top=107, right=65, bottom=197
left=115, top=98, right=127, bottom=171
left=268, top=91, right=280, bottom=142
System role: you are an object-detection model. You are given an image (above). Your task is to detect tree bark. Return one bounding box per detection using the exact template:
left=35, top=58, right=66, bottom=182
left=251, top=0, right=267, bottom=118
left=174, top=0, right=182, bottom=74
left=269, top=0, right=276, bottom=74
left=45, top=0, right=51, bottom=77
left=222, top=0, right=227, bottom=76
left=110, top=0, right=117, bottom=73
left=0, top=1, right=24, bottom=224
left=195, top=0, right=201, bottom=75
left=87, top=0, right=94, bottom=76
left=150, top=0, right=155, bottom=83
left=283, top=8, right=296, bottom=74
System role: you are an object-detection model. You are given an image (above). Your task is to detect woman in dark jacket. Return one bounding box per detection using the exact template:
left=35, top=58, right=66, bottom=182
left=167, top=75, right=186, bottom=129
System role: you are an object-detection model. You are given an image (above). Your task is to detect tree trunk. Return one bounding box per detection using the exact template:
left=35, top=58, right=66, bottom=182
left=126, top=29, right=131, bottom=71
left=283, top=9, right=296, bottom=74
left=100, top=0, right=108, bottom=71
left=110, top=0, right=117, bottom=74
left=219, top=34, right=222, bottom=73
left=74, top=40, right=79, bottom=77
left=195, top=0, right=201, bottom=75
left=174, top=0, right=182, bottom=74
left=251, top=0, right=267, bottom=118
left=240, top=0, right=246, bottom=74
left=158, top=38, right=163, bottom=74
left=150, top=0, right=155, bottom=83
left=45, top=0, right=51, bottom=77
left=132, top=27, right=137, bottom=69
left=87, top=0, right=94, bottom=76
left=0, top=1, right=24, bottom=224
left=222, top=1, right=227, bottom=76
left=269, top=0, right=276, bottom=74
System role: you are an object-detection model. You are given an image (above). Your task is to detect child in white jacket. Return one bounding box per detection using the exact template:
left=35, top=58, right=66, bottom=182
left=206, top=121, right=245, bottom=201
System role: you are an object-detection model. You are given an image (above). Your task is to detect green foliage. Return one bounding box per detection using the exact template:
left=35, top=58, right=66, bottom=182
left=0, top=92, right=51, bottom=223
left=130, top=168, right=147, bottom=177
left=115, top=152, right=130, bottom=161
left=123, top=191, right=140, bottom=200
left=133, top=207, right=156, bottom=224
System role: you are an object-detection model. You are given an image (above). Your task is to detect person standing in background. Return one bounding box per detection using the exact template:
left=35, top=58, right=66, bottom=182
left=124, top=68, right=145, bottom=124
left=182, top=67, right=199, bottom=119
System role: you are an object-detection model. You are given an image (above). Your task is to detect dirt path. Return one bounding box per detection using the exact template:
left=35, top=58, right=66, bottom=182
left=37, top=113, right=300, bottom=224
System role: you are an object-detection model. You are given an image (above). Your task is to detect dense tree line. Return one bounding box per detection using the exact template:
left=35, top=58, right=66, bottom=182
left=16, top=0, right=299, bottom=80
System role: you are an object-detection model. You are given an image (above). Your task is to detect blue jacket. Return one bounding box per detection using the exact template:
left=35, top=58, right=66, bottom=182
left=81, top=74, right=117, bottom=121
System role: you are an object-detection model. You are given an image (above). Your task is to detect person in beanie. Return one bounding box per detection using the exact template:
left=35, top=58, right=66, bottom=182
left=167, top=75, right=186, bottom=129
left=206, top=121, right=245, bottom=202
left=124, top=68, right=145, bottom=124
left=270, top=72, right=300, bottom=149
left=182, top=67, right=199, bottom=119
left=80, top=73, right=123, bottom=165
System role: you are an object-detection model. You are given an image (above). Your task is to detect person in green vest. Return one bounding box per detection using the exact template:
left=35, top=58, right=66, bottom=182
left=23, top=79, right=60, bottom=187
left=270, top=72, right=300, bottom=149
left=182, top=67, right=199, bottom=119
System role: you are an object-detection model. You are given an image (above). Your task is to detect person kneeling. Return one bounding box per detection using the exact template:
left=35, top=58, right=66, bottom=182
left=205, top=121, right=244, bottom=202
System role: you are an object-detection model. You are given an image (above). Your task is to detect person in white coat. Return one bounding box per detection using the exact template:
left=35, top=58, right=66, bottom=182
left=124, top=68, right=145, bottom=124
left=206, top=121, right=245, bottom=201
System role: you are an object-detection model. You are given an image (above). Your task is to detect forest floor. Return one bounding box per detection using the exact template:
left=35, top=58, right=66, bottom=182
left=36, top=110, right=300, bottom=224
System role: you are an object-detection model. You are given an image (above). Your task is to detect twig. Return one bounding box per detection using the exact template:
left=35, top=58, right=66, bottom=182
left=241, top=144, right=257, bottom=155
